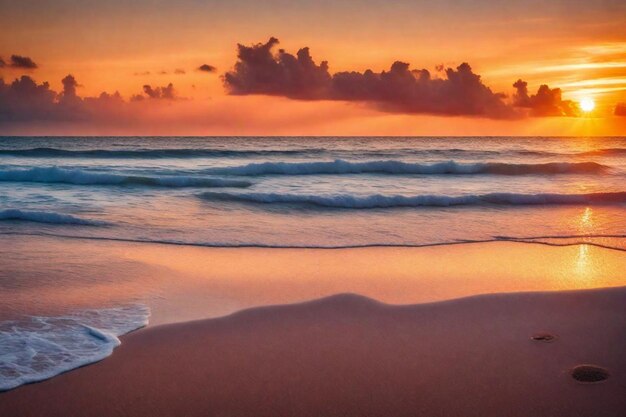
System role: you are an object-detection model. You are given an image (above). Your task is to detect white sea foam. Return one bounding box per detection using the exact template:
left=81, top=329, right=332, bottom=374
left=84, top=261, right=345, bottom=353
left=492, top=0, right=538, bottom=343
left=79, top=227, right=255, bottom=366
left=0, top=209, right=106, bottom=226
left=0, top=305, right=149, bottom=391
left=200, top=191, right=626, bottom=208
left=206, top=159, right=609, bottom=176
left=0, top=166, right=251, bottom=188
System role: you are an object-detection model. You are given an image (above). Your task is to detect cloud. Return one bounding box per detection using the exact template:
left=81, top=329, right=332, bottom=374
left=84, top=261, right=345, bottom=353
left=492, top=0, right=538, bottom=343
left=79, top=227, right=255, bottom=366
left=224, top=37, right=594, bottom=119
left=615, top=103, right=626, bottom=116
left=60, top=74, right=79, bottom=99
left=0, top=76, right=57, bottom=121
left=512, top=79, right=579, bottom=116
left=0, top=72, right=185, bottom=125
left=223, top=37, right=516, bottom=118
left=135, top=69, right=186, bottom=76
left=143, top=83, right=176, bottom=99
left=131, top=83, right=178, bottom=101
left=332, top=62, right=514, bottom=117
left=1, top=75, right=134, bottom=123
left=224, top=37, right=330, bottom=100
left=198, top=64, right=217, bottom=73
left=10, top=55, right=38, bottom=69
left=0, top=57, right=5, bottom=68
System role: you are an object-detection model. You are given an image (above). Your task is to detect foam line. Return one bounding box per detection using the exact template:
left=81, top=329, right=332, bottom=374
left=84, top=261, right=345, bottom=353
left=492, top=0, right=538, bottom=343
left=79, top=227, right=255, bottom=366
left=0, top=166, right=251, bottom=188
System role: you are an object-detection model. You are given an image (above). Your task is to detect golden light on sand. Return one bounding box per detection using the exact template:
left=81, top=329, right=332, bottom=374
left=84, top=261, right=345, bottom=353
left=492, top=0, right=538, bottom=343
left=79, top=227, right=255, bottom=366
left=579, top=97, right=595, bottom=112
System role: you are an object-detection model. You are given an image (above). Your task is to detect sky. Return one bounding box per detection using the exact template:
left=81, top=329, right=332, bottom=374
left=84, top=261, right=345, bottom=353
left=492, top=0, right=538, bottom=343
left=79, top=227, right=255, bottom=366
left=0, top=0, right=625, bottom=135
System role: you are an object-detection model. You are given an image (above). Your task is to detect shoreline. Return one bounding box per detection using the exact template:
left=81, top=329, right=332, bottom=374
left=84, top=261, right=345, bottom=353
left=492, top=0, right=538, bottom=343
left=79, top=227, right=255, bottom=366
left=1, top=286, right=625, bottom=416
left=1, top=229, right=625, bottom=252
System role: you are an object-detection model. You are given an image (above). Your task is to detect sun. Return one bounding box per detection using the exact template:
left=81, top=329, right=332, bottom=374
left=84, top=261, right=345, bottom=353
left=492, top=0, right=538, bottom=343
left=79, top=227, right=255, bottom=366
left=579, top=97, right=595, bottom=113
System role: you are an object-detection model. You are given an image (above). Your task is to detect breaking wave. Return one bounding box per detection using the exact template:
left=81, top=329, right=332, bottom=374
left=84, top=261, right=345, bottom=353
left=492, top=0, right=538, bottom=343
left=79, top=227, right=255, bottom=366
left=0, top=166, right=251, bottom=188
left=0, top=209, right=106, bottom=226
left=199, top=190, right=626, bottom=209
left=0, top=147, right=326, bottom=158
left=206, top=159, right=610, bottom=176
left=2, top=147, right=624, bottom=159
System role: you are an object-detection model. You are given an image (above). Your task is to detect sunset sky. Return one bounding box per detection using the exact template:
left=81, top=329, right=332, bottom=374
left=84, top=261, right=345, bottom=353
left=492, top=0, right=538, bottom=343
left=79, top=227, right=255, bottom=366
left=1, top=0, right=625, bottom=135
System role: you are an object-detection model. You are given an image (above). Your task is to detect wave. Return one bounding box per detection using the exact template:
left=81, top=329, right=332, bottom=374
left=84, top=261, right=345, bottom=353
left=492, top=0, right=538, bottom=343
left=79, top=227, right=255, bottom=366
left=206, top=159, right=610, bottom=176
left=199, top=190, right=626, bottom=209
left=0, top=305, right=149, bottom=391
left=2, top=147, right=624, bottom=159
left=0, top=209, right=106, bottom=226
left=0, top=167, right=251, bottom=188
left=0, top=147, right=326, bottom=158
left=576, top=148, right=626, bottom=156
left=512, top=148, right=626, bottom=157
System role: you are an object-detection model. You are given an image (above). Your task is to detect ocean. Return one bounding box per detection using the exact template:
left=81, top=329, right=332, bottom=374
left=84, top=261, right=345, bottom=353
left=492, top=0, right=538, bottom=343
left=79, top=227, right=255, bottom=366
left=1, top=135, right=625, bottom=390
left=1, top=136, right=625, bottom=249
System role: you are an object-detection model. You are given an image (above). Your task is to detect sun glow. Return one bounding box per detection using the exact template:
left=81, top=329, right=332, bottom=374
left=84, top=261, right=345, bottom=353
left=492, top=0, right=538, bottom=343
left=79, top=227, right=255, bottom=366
left=579, top=97, right=596, bottom=112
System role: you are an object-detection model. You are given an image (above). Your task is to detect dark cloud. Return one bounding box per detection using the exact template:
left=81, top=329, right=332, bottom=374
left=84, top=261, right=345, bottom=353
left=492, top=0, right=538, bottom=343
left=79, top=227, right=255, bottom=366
left=60, top=74, right=79, bottom=99
left=143, top=83, right=176, bottom=99
left=198, top=64, right=217, bottom=73
left=224, top=37, right=330, bottom=100
left=134, top=71, right=151, bottom=76
left=331, top=62, right=513, bottom=117
left=0, top=57, right=5, bottom=68
left=1, top=75, right=130, bottom=123
left=174, top=68, right=186, bottom=74
left=224, top=37, right=591, bottom=119
left=0, top=76, right=57, bottom=121
left=223, top=37, right=514, bottom=118
left=10, top=55, right=38, bottom=69
left=131, top=83, right=178, bottom=101
left=615, top=103, right=626, bottom=116
left=512, top=79, right=578, bottom=116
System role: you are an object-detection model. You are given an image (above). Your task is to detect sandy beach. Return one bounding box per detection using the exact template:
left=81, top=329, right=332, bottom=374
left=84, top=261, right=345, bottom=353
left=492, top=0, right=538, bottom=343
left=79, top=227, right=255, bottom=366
left=1, top=284, right=625, bottom=416
left=1, top=236, right=624, bottom=416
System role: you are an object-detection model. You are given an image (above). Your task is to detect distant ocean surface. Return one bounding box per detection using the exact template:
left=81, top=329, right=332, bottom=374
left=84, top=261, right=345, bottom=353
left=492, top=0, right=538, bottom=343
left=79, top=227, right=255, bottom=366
left=1, top=136, right=625, bottom=391
left=0, top=136, right=625, bottom=249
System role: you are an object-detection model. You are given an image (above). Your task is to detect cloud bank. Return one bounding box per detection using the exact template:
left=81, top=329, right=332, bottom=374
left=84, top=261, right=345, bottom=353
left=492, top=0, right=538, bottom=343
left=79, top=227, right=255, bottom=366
left=0, top=38, right=595, bottom=127
left=0, top=75, right=148, bottom=122
left=224, top=38, right=583, bottom=119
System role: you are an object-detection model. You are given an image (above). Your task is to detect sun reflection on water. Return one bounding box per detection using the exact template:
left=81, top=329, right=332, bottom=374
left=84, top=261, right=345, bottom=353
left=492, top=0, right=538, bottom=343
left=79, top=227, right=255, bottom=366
left=574, top=244, right=591, bottom=279
left=579, top=207, right=594, bottom=232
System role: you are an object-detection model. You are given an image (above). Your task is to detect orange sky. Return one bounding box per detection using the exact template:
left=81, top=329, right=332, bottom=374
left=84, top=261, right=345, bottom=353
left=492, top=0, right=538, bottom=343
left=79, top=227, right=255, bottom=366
left=1, top=0, right=625, bottom=135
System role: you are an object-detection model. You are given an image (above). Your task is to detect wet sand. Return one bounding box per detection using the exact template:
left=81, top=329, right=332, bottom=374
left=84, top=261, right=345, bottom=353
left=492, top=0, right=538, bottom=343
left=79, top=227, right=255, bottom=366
left=1, top=235, right=625, bottom=326
left=1, top=286, right=625, bottom=417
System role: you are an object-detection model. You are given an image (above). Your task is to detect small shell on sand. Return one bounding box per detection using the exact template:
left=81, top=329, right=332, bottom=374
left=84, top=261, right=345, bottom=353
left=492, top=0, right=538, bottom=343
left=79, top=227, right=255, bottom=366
left=530, top=332, right=557, bottom=342
left=571, top=365, right=610, bottom=383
